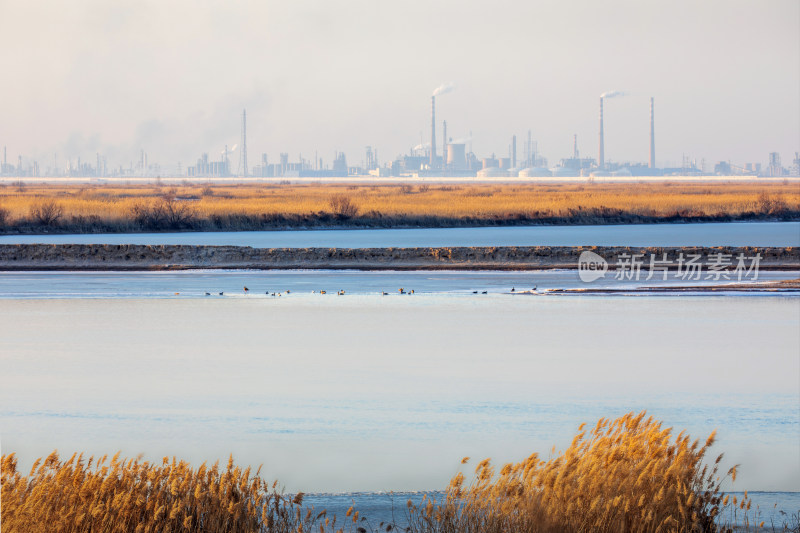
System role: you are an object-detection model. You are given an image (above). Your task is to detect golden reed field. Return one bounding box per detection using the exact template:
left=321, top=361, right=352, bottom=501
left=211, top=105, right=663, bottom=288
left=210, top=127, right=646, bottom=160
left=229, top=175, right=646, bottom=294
left=0, top=181, right=798, bottom=232
left=2, top=413, right=795, bottom=533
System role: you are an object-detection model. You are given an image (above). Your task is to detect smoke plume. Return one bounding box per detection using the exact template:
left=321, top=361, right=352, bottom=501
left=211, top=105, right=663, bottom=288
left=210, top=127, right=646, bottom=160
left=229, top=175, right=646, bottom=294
left=600, top=90, right=627, bottom=99
left=433, top=82, right=455, bottom=96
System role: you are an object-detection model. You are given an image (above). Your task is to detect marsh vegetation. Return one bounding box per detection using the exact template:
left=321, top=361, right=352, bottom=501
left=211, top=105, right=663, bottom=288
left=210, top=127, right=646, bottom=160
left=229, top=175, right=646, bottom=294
left=3, top=413, right=796, bottom=532
left=0, top=182, right=797, bottom=233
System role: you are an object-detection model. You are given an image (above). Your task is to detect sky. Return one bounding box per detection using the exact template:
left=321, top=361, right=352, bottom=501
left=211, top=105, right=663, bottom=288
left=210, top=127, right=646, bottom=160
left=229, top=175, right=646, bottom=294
left=1, top=0, right=798, bottom=172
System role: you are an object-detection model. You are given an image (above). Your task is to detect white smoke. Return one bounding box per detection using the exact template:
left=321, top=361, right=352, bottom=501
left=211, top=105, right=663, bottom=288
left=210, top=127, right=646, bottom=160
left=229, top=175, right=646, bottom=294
left=600, top=90, right=627, bottom=99
left=433, top=82, right=455, bottom=96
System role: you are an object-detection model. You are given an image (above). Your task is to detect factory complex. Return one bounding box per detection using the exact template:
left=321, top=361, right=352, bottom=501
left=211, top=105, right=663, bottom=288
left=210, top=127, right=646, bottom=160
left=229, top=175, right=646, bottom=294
left=3, top=93, right=798, bottom=180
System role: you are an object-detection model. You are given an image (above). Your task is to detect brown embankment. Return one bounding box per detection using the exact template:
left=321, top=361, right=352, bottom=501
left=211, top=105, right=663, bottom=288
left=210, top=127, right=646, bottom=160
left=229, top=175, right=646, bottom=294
left=0, top=244, right=798, bottom=271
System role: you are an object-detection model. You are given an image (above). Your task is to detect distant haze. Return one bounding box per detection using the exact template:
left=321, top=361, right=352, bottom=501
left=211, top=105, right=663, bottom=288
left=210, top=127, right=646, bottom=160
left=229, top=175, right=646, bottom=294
left=1, top=0, right=798, bottom=170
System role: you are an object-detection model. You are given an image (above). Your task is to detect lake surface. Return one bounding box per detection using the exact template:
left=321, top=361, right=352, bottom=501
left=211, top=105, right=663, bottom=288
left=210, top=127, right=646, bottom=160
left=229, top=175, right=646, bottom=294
left=0, top=269, right=797, bottom=299
left=1, top=221, right=798, bottom=247
left=2, top=266, right=798, bottom=525
left=1, top=290, right=797, bottom=495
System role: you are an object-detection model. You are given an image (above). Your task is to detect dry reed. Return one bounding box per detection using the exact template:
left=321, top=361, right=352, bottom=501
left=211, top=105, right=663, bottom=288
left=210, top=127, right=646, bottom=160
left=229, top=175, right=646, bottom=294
left=1, top=452, right=345, bottom=533
left=403, top=412, right=789, bottom=533
left=2, top=413, right=796, bottom=532
left=0, top=181, right=797, bottom=232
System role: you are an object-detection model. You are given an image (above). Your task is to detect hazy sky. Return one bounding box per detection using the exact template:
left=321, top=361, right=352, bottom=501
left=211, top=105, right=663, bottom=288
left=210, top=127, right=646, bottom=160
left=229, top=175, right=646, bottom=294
left=1, top=0, right=798, bottom=171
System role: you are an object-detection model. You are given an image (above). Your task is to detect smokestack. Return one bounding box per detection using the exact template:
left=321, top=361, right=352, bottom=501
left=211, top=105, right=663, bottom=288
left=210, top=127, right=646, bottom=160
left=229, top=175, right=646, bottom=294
left=512, top=135, right=517, bottom=168
left=598, top=97, right=605, bottom=170
left=649, top=97, right=655, bottom=169
left=241, top=109, right=248, bottom=177
left=442, top=120, right=447, bottom=172
left=430, top=96, right=437, bottom=168
left=573, top=134, right=578, bottom=159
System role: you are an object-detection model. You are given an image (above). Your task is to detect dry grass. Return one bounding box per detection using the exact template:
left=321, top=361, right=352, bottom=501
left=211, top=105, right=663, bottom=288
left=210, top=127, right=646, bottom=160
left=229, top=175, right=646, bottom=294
left=1, top=452, right=346, bottom=533
left=404, top=412, right=788, bottom=533
left=2, top=413, right=797, bottom=532
left=0, top=181, right=797, bottom=232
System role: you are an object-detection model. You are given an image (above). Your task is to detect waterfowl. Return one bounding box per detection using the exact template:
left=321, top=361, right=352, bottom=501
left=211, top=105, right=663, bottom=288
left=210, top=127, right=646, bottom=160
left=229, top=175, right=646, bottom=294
left=320, top=290, right=327, bottom=294
left=243, top=286, right=249, bottom=293
left=511, top=287, right=515, bottom=292
left=219, top=292, right=224, bottom=296
left=205, top=292, right=211, bottom=296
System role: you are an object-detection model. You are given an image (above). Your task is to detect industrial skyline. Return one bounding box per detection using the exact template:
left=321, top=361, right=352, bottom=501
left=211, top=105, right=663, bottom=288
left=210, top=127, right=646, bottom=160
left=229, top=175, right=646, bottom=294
left=2, top=91, right=798, bottom=179
left=1, top=1, right=797, bottom=175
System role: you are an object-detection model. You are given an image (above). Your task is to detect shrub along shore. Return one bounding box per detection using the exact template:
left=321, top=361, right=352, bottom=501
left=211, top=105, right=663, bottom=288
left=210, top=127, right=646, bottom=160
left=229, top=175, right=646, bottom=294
left=0, top=182, right=797, bottom=233
left=0, top=244, right=797, bottom=271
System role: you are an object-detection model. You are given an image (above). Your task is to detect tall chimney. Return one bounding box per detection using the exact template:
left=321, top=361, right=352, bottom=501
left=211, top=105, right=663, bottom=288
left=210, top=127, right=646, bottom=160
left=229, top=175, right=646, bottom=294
left=512, top=135, right=517, bottom=168
left=573, top=134, right=578, bottom=159
left=442, top=120, right=447, bottom=172
left=241, top=108, right=248, bottom=177
left=649, top=97, right=655, bottom=169
left=598, top=97, right=605, bottom=170
left=430, top=96, right=437, bottom=168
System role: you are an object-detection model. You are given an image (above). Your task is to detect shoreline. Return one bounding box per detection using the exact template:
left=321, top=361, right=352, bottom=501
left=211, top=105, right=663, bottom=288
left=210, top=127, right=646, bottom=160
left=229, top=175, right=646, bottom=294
left=542, top=279, right=800, bottom=294
left=2, top=212, right=798, bottom=236
left=1, top=244, right=797, bottom=271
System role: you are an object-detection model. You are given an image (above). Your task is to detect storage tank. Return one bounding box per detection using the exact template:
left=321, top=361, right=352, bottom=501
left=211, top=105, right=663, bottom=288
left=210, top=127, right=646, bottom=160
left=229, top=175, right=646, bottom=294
left=477, top=167, right=509, bottom=178
left=499, top=157, right=511, bottom=169
left=519, top=167, right=552, bottom=177
left=482, top=157, right=499, bottom=169
left=447, top=143, right=467, bottom=169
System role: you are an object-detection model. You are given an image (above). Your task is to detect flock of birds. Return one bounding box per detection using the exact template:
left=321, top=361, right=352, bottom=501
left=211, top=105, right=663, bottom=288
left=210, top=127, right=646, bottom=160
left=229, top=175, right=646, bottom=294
left=189, top=286, right=540, bottom=297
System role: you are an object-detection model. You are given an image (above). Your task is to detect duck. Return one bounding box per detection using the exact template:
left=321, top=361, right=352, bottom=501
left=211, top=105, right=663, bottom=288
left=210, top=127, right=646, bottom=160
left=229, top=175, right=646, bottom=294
left=219, top=292, right=224, bottom=296
left=381, top=291, right=388, bottom=295
left=398, top=288, right=405, bottom=294
left=205, top=292, right=210, bottom=296
left=320, top=290, right=327, bottom=294
left=243, top=286, right=249, bottom=293
left=511, top=287, right=515, bottom=292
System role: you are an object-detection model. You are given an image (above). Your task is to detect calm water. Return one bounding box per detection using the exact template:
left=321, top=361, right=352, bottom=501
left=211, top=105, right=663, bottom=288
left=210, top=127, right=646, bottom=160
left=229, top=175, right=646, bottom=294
left=299, top=491, right=799, bottom=530
left=1, top=268, right=798, bottom=524
left=0, top=269, right=796, bottom=299
left=1, top=293, right=797, bottom=492
left=1, top=221, right=798, bottom=247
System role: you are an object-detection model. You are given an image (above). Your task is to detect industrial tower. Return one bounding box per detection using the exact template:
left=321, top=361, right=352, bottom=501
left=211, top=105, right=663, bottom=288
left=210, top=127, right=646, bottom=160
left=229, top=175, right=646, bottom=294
left=430, top=96, right=437, bottom=168
left=649, top=97, right=655, bottom=169
left=239, top=109, right=248, bottom=177
left=598, top=97, right=605, bottom=170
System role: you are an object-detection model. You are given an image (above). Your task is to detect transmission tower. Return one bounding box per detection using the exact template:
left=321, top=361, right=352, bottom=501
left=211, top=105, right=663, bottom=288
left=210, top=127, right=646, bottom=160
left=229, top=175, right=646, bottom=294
left=239, top=109, right=248, bottom=176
